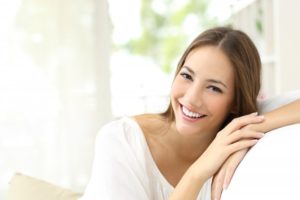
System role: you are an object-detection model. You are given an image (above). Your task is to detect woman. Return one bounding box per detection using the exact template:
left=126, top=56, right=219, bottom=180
left=80, top=27, right=300, bottom=200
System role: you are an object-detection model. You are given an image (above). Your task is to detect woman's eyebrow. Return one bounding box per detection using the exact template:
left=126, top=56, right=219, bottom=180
left=182, top=66, right=195, bottom=74
left=183, top=66, right=228, bottom=88
left=207, top=79, right=227, bottom=88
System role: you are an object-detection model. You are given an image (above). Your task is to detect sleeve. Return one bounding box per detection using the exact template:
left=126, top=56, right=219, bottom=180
left=79, top=122, right=152, bottom=200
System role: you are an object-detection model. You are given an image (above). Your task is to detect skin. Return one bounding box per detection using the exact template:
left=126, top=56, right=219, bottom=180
left=134, top=45, right=300, bottom=200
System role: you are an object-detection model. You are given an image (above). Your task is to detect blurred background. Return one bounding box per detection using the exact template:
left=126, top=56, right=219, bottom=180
left=1, top=0, right=300, bottom=198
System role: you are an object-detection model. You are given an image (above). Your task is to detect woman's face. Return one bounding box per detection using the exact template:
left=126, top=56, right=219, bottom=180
left=171, top=45, right=235, bottom=136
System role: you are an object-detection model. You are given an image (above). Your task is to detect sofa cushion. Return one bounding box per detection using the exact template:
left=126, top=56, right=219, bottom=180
left=221, top=124, right=300, bottom=199
left=258, top=90, right=300, bottom=113
left=6, top=173, right=82, bottom=200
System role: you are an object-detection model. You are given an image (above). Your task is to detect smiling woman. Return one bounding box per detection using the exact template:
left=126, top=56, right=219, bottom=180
left=79, top=27, right=300, bottom=200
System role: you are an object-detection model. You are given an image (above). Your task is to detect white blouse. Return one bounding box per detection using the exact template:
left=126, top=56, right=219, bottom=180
left=79, top=117, right=211, bottom=200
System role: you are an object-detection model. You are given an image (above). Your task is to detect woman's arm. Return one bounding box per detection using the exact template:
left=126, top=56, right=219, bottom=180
left=168, top=165, right=207, bottom=200
left=253, top=99, right=300, bottom=132
left=212, top=99, right=300, bottom=200
left=169, top=114, right=264, bottom=200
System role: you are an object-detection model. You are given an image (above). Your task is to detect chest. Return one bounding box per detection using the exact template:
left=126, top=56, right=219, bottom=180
left=158, top=158, right=191, bottom=187
left=148, top=142, right=192, bottom=187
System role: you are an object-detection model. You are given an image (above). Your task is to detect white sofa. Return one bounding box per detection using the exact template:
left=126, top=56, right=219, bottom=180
left=221, top=91, right=300, bottom=200
left=221, top=124, right=300, bottom=200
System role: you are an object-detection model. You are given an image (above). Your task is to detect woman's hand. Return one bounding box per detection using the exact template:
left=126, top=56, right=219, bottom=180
left=192, top=113, right=265, bottom=182
left=211, top=123, right=265, bottom=200
left=211, top=148, right=248, bottom=200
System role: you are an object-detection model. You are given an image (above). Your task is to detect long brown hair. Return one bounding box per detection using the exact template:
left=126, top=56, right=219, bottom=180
left=161, top=27, right=261, bottom=126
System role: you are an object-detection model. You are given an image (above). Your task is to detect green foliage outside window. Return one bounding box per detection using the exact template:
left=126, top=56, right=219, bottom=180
left=117, top=0, right=220, bottom=74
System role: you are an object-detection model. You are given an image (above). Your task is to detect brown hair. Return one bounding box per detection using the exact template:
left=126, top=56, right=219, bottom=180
left=161, top=27, right=261, bottom=126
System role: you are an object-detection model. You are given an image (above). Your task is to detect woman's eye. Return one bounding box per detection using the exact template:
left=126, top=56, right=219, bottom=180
left=180, top=72, right=192, bottom=81
left=208, top=86, right=223, bottom=93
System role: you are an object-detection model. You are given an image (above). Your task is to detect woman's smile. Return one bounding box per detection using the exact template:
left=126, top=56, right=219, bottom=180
left=180, top=104, right=207, bottom=121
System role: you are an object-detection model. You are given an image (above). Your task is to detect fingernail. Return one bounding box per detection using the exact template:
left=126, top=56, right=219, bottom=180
left=257, top=115, right=265, bottom=120
left=250, top=112, right=258, bottom=116
left=223, top=184, right=228, bottom=190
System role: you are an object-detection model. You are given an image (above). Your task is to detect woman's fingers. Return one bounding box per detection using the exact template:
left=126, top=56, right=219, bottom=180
left=223, top=149, right=248, bottom=189
left=227, top=139, right=258, bottom=154
left=222, top=113, right=264, bottom=135
left=226, top=129, right=264, bottom=144
left=212, top=149, right=249, bottom=200
left=211, top=166, right=226, bottom=200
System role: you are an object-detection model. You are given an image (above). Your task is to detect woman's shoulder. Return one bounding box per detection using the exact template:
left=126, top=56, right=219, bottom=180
left=95, top=115, right=162, bottom=149
left=133, top=114, right=169, bottom=136
left=96, top=116, right=140, bottom=141
left=95, top=114, right=169, bottom=152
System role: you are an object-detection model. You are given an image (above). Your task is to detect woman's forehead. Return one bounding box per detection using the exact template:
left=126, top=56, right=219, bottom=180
left=185, top=46, right=233, bottom=73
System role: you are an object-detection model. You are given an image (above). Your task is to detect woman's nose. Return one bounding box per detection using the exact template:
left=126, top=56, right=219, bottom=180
left=184, top=85, right=203, bottom=108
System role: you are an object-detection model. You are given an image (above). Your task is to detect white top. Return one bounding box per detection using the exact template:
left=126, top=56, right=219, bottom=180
left=80, top=117, right=211, bottom=200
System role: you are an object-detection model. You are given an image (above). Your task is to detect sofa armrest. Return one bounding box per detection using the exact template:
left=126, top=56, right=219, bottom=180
left=6, top=173, right=82, bottom=200
left=221, top=124, right=300, bottom=200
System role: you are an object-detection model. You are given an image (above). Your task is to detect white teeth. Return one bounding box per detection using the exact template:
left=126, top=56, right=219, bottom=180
left=182, top=106, right=203, bottom=118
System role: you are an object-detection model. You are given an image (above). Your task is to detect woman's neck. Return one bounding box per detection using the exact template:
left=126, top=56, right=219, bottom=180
left=135, top=113, right=216, bottom=163
left=162, top=122, right=216, bottom=163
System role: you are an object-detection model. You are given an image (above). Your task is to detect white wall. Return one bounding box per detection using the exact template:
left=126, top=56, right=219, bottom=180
left=275, top=0, right=300, bottom=93
left=228, top=0, right=300, bottom=97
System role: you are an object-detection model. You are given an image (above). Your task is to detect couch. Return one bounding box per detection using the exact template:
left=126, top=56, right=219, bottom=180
left=6, top=173, right=82, bottom=200
left=221, top=123, right=300, bottom=200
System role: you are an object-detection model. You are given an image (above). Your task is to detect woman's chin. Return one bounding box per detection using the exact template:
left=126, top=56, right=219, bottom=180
left=175, top=122, right=199, bottom=136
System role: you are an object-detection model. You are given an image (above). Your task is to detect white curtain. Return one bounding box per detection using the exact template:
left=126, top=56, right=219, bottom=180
left=0, top=0, right=112, bottom=198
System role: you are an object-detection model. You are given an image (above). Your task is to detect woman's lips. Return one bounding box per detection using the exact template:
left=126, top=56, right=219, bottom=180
left=180, top=105, right=207, bottom=121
